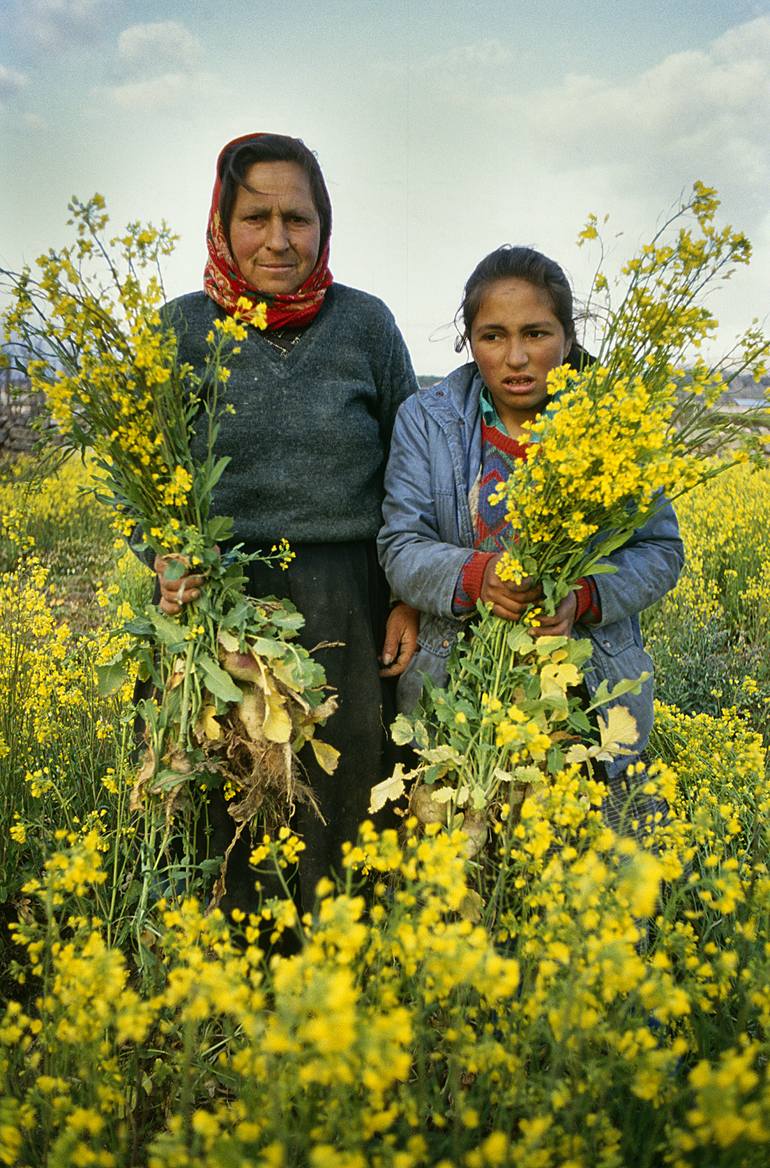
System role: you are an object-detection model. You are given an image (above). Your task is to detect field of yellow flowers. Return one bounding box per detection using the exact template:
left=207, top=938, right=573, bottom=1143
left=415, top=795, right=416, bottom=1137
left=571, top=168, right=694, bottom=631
left=2, top=455, right=770, bottom=1168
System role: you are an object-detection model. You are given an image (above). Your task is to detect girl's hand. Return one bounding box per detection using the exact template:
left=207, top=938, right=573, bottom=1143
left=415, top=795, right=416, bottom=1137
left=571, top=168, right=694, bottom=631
left=529, top=591, right=577, bottom=638
left=154, top=554, right=206, bottom=616
left=480, top=553, right=542, bottom=621
left=380, top=602, right=419, bottom=677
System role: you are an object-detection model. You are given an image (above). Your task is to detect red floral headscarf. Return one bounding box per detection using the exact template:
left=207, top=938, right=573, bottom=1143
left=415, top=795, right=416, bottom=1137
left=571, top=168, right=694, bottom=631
left=203, top=132, right=333, bottom=331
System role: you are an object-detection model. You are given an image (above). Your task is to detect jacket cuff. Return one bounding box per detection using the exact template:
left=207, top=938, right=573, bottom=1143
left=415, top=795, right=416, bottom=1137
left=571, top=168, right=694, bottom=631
left=575, top=576, right=602, bottom=624
left=452, top=551, right=496, bottom=614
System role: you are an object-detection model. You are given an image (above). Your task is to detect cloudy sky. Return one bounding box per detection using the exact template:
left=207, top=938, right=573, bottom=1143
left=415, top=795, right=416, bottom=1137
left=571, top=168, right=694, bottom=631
left=2, top=0, right=768, bottom=374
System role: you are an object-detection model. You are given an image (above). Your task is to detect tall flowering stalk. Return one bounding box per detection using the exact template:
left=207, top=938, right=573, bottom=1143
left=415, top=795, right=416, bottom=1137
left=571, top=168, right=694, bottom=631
left=494, top=182, right=769, bottom=605
left=383, top=183, right=769, bottom=854
left=1, top=196, right=338, bottom=843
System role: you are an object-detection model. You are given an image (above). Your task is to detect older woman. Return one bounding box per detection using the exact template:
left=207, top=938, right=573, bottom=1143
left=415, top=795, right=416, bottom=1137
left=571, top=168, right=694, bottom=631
left=156, top=132, right=419, bottom=909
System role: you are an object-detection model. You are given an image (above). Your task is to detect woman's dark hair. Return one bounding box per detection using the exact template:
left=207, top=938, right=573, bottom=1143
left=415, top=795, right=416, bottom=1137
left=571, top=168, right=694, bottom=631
left=456, top=245, right=591, bottom=369
left=218, top=133, right=332, bottom=251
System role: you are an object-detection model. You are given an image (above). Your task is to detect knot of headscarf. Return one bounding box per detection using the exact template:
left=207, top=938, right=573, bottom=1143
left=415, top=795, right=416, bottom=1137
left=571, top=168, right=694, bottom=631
left=203, top=132, right=333, bottom=331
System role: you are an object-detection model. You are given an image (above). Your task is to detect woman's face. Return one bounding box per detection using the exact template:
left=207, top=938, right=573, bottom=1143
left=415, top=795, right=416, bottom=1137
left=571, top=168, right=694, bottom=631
left=470, top=277, right=570, bottom=437
left=229, top=160, right=321, bottom=295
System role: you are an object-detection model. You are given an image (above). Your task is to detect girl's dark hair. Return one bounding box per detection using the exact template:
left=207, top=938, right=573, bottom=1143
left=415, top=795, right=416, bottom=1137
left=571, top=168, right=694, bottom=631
left=218, top=133, right=332, bottom=250
left=456, top=245, right=591, bottom=369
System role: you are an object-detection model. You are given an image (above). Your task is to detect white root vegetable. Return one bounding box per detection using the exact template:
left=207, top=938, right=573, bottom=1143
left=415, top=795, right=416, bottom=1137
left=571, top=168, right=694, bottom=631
left=409, top=785, right=488, bottom=858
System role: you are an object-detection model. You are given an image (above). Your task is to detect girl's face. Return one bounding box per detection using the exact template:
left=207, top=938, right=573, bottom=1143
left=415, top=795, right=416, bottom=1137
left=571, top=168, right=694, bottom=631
left=470, top=277, right=571, bottom=437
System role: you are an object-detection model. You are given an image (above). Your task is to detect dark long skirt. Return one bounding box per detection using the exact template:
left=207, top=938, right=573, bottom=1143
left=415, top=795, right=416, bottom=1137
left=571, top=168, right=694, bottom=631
left=205, top=539, right=398, bottom=915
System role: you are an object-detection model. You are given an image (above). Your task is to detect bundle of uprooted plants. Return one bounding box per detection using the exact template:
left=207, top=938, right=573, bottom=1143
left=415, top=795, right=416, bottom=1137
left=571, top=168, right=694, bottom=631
left=374, top=182, right=769, bottom=862
left=1, top=195, right=339, bottom=839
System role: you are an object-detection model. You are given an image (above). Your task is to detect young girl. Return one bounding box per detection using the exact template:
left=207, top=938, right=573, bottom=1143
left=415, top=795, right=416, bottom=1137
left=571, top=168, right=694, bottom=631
left=377, top=246, right=684, bottom=823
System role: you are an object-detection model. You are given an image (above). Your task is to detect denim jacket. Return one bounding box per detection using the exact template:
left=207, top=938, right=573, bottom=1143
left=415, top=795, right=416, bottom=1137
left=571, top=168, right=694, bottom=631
left=377, top=363, right=685, bottom=779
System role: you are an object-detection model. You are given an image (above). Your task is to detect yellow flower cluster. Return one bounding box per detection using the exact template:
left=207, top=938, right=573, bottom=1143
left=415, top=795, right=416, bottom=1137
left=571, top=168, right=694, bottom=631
left=4, top=692, right=770, bottom=1168
left=493, top=183, right=768, bottom=606
left=1, top=197, right=256, bottom=560
left=642, top=460, right=770, bottom=734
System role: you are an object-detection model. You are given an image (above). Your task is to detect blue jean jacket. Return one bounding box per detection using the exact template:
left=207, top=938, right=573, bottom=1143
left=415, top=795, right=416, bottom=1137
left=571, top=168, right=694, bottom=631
left=377, top=363, right=685, bottom=779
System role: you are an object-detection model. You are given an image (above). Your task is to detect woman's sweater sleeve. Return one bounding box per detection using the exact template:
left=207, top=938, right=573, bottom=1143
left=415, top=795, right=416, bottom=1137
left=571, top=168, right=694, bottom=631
left=374, top=306, right=419, bottom=446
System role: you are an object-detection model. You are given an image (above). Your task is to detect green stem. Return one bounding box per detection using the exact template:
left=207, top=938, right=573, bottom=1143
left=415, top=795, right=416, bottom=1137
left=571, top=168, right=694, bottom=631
left=176, top=638, right=196, bottom=752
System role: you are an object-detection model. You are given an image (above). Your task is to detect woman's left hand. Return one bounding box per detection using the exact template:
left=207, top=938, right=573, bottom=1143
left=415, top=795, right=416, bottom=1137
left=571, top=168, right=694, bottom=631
left=529, top=591, right=577, bottom=638
left=380, top=602, right=420, bottom=677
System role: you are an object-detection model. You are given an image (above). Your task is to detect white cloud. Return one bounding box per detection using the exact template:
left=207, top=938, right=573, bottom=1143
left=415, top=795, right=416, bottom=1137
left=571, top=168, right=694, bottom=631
left=105, top=70, right=218, bottom=113
left=424, top=38, right=512, bottom=73
left=0, top=64, right=28, bottom=105
left=489, top=15, right=770, bottom=196
left=20, top=0, right=107, bottom=46
left=99, top=20, right=209, bottom=112
left=118, top=21, right=203, bottom=77
left=361, top=15, right=770, bottom=372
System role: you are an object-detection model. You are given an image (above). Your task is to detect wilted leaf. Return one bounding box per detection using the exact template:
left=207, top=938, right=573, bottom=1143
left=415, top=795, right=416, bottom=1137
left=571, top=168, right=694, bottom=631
left=272, top=657, right=302, bottom=691
left=539, top=661, right=581, bottom=700
left=598, top=705, right=639, bottom=753
left=238, top=689, right=262, bottom=740
left=458, top=888, right=484, bottom=922
left=369, top=765, right=407, bottom=813
left=262, top=681, right=292, bottom=743
left=309, top=738, right=340, bottom=775
left=429, top=786, right=456, bottom=804
left=565, top=743, right=591, bottom=764
left=197, top=704, right=222, bottom=741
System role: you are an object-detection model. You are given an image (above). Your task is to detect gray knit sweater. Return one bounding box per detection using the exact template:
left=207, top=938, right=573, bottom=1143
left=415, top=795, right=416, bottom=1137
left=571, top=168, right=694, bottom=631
left=165, top=284, right=418, bottom=545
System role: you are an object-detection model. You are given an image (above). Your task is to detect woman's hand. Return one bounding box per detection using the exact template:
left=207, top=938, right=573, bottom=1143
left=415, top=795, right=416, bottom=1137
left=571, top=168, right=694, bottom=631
left=529, top=591, right=577, bottom=639
left=380, top=602, right=419, bottom=677
left=154, top=554, right=206, bottom=616
left=480, top=553, right=543, bottom=621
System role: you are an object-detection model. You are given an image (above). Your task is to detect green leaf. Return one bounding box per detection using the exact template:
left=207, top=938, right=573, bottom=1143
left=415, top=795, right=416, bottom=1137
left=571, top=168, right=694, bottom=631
left=546, top=745, right=565, bottom=775
left=248, top=636, right=286, bottom=660
left=207, top=514, right=233, bottom=544
left=162, top=558, right=188, bottom=583
left=198, top=653, right=244, bottom=704
left=587, top=671, right=651, bottom=711
left=585, top=562, right=619, bottom=576
left=152, top=768, right=192, bottom=793
left=96, top=660, right=129, bottom=697
left=269, top=608, right=305, bottom=633
left=569, top=708, right=593, bottom=734
left=220, top=600, right=252, bottom=630
left=206, top=456, right=230, bottom=492
left=506, top=625, right=535, bottom=655
left=391, top=713, right=417, bottom=746
left=150, top=610, right=189, bottom=649
left=533, top=634, right=569, bottom=658
left=541, top=576, right=558, bottom=606
left=568, top=637, right=595, bottom=668
left=123, top=615, right=156, bottom=638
